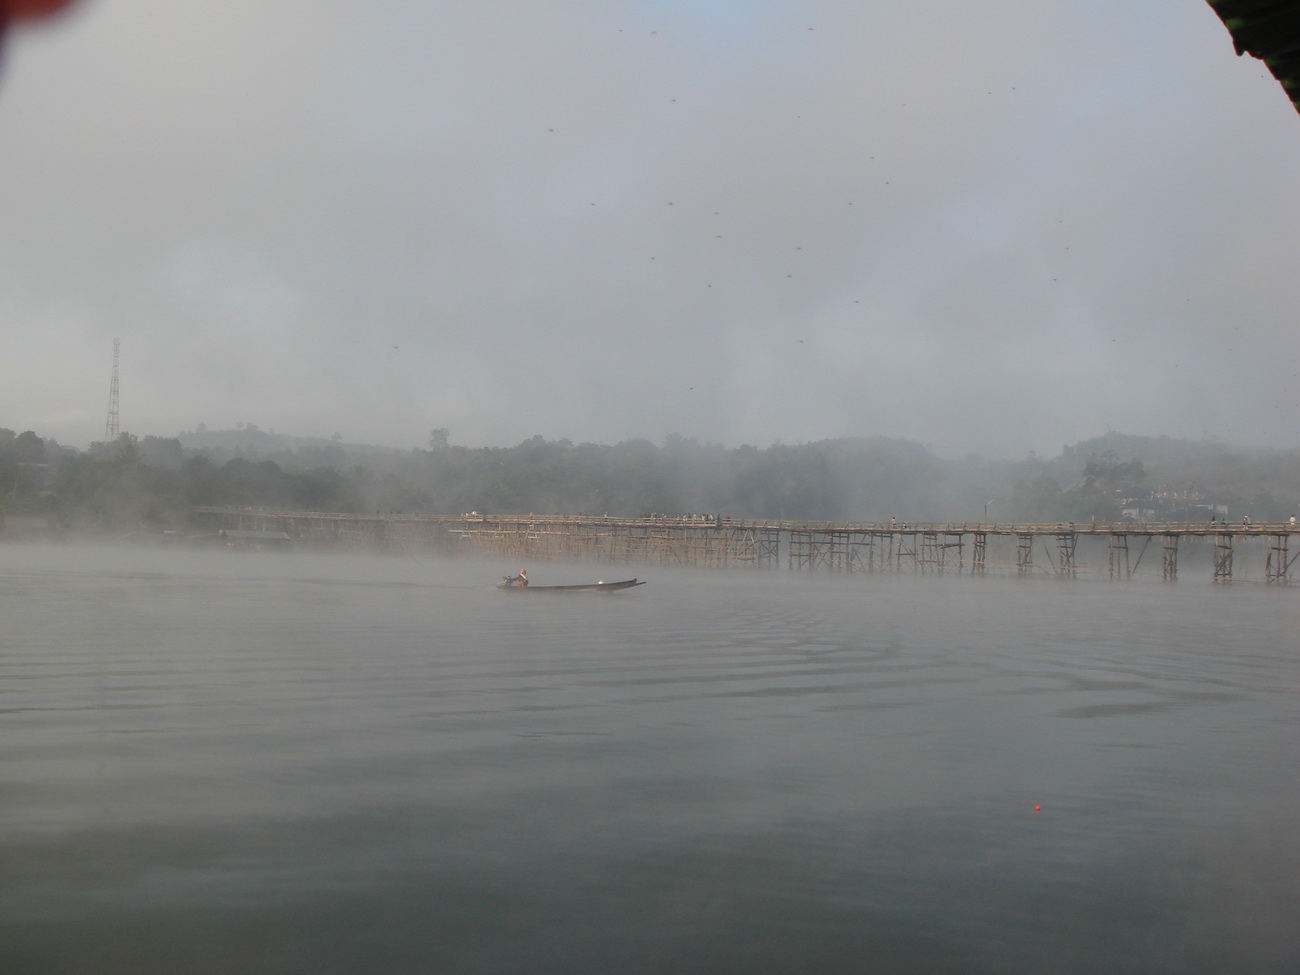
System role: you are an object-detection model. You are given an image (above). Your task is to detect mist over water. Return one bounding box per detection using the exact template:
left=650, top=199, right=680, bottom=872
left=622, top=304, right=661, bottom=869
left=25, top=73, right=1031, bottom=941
left=3, top=545, right=1299, bottom=974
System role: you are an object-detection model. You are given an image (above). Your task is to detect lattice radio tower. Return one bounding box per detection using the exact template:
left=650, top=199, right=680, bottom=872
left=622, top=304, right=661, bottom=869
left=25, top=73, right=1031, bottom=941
left=105, top=338, right=120, bottom=440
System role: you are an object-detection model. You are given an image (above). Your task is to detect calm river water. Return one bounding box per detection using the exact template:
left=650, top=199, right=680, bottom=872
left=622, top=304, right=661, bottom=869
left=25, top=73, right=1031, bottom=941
left=3, top=544, right=1298, bottom=974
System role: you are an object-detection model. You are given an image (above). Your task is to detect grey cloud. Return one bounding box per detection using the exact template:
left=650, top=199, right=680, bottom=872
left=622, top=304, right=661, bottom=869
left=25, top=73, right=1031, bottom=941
left=2, top=0, right=1297, bottom=457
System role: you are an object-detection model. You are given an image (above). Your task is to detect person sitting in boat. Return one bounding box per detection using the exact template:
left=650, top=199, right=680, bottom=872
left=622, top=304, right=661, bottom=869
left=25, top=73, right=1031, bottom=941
left=502, top=569, right=528, bottom=587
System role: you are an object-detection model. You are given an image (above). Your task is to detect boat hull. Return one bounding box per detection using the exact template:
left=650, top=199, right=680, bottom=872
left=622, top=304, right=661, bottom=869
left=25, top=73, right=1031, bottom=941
left=496, top=578, right=645, bottom=592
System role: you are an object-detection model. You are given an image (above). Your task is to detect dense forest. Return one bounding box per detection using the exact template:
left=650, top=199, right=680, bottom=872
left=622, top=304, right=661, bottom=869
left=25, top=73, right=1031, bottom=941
left=3, top=424, right=1299, bottom=536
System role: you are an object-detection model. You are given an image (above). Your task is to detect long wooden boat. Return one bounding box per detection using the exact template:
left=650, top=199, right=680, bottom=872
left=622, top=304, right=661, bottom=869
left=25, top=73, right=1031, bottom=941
left=496, top=578, right=646, bottom=593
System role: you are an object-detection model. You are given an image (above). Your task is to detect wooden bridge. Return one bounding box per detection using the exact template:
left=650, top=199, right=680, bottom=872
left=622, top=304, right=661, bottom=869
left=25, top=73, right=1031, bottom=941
left=191, top=508, right=1300, bottom=584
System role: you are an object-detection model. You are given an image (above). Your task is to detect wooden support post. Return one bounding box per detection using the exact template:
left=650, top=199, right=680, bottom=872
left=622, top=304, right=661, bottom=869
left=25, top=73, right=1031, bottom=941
left=789, top=530, right=831, bottom=571
left=1283, top=537, right=1300, bottom=585
left=815, top=532, right=835, bottom=570
left=895, top=532, right=918, bottom=570
left=787, top=530, right=804, bottom=570
left=847, top=531, right=870, bottom=572
left=876, top=531, right=895, bottom=571
left=1265, top=534, right=1290, bottom=584
left=945, top=532, right=964, bottom=573
left=972, top=532, right=986, bottom=574
left=1162, top=534, right=1179, bottom=582
left=920, top=531, right=940, bottom=572
left=1016, top=534, right=1033, bottom=575
left=1056, top=532, right=1077, bottom=578
left=1108, top=534, right=1130, bottom=580
left=829, top=531, right=855, bottom=571
left=1213, top=533, right=1235, bottom=583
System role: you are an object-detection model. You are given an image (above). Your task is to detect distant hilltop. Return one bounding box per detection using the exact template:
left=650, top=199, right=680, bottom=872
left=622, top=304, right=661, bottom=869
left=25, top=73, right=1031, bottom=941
left=176, top=424, right=406, bottom=460
left=7, top=423, right=1296, bottom=534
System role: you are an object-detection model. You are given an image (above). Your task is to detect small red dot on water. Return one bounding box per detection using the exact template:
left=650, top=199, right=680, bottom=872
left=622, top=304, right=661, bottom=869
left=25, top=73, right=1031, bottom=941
left=1035, top=806, right=1041, bottom=812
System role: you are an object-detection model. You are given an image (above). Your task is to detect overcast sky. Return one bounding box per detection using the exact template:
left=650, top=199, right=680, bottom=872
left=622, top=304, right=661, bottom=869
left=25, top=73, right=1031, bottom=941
left=2, top=1, right=1298, bottom=458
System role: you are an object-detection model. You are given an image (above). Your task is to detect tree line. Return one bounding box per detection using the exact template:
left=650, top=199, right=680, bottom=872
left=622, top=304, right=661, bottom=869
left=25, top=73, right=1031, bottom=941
left=2, top=425, right=1298, bottom=536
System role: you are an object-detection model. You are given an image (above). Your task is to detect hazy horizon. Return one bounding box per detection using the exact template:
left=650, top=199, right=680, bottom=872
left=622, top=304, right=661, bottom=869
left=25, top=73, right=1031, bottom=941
left=3, top=2, right=1299, bottom=458
left=28, top=418, right=1272, bottom=465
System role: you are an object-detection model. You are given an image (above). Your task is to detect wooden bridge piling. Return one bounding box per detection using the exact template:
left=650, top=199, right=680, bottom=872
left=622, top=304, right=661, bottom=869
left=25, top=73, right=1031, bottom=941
left=1057, top=533, right=1077, bottom=578
left=1213, top=534, right=1234, bottom=583
left=189, top=509, right=1300, bottom=584
left=1108, top=534, right=1130, bottom=580
left=1266, top=534, right=1297, bottom=585
left=1016, top=534, right=1033, bottom=576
